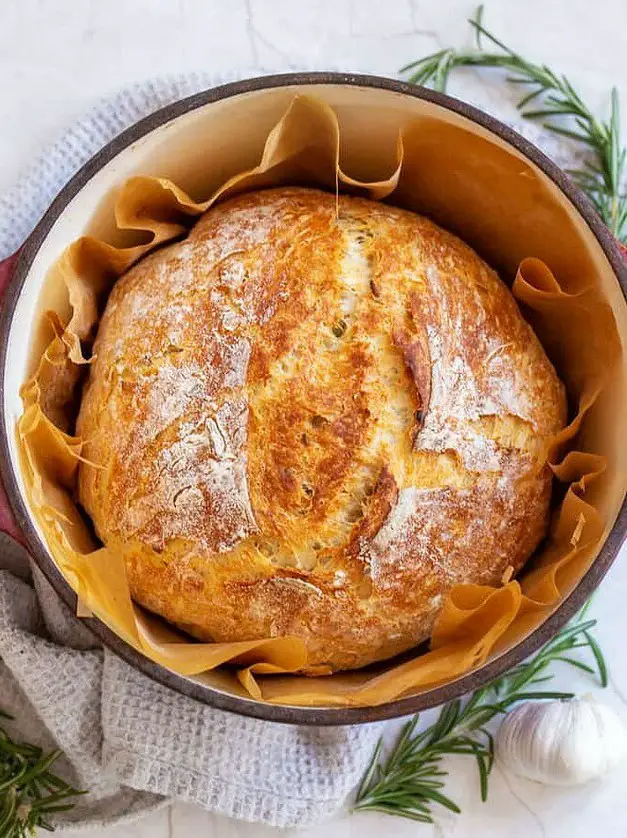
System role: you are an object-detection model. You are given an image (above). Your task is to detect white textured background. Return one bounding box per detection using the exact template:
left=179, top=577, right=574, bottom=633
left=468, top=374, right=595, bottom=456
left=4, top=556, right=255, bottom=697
left=1, top=1, right=627, bottom=836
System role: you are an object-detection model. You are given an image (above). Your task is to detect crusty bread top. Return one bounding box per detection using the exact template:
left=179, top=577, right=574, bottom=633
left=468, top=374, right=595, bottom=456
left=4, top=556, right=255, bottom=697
left=77, top=187, right=566, bottom=672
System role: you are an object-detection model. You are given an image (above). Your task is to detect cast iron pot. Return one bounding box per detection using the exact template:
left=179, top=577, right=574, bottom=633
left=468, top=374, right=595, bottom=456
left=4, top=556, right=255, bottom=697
left=0, top=73, right=625, bottom=725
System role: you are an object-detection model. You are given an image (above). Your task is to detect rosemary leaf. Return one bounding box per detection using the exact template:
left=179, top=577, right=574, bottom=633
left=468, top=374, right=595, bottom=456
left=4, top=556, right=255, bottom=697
left=0, top=716, right=85, bottom=837
left=583, top=629, right=609, bottom=687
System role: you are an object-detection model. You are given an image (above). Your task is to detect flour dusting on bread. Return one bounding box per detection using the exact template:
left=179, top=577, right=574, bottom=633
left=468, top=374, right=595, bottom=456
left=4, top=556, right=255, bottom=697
left=77, top=187, right=565, bottom=672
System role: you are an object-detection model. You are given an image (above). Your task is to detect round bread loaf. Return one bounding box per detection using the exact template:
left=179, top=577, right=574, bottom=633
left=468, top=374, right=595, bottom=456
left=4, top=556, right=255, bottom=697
left=77, top=187, right=566, bottom=672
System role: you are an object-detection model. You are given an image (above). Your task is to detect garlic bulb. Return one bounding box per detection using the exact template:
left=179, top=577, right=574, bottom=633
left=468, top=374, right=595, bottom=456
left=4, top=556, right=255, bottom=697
left=496, top=695, right=627, bottom=786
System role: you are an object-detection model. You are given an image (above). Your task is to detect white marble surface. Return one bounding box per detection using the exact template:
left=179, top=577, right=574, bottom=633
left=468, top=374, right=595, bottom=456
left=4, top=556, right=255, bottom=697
left=1, top=1, right=627, bottom=835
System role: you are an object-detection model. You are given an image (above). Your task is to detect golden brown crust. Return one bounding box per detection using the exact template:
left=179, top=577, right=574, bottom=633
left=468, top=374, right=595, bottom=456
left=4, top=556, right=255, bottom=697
left=77, top=187, right=566, bottom=672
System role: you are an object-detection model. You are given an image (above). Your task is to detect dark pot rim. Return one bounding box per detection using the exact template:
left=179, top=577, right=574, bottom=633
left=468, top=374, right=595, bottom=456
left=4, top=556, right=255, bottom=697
left=1, top=72, right=625, bottom=726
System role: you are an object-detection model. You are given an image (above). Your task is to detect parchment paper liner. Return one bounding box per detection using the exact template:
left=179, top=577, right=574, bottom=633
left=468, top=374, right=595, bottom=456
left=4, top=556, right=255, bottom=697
left=17, top=95, right=626, bottom=707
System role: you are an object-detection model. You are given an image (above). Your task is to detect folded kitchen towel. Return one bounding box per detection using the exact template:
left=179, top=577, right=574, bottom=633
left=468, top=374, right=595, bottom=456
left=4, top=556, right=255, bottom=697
left=0, top=538, right=383, bottom=832
left=0, top=69, right=581, bottom=832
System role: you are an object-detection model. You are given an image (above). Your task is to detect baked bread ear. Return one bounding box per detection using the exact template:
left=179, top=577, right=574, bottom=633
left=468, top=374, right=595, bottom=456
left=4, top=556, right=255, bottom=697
left=77, top=187, right=566, bottom=672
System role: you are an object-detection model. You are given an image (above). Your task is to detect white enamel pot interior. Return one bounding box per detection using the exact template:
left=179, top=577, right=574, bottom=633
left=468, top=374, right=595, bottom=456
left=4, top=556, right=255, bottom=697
left=1, top=74, right=626, bottom=724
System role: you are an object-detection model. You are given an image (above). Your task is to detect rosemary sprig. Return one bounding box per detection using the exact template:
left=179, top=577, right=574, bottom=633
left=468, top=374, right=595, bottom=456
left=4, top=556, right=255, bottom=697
left=354, top=607, right=608, bottom=822
left=0, top=711, right=85, bottom=837
left=400, top=6, right=627, bottom=242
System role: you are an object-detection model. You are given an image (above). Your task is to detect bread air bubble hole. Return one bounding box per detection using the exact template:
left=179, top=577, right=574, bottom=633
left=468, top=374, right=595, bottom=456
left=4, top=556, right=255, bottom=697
left=343, top=498, right=365, bottom=524
left=302, top=482, right=314, bottom=497
left=331, top=319, right=347, bottom=338
left=311, top=414, right=327, bottom=428
left=256, top=540, right=278, bottom=558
